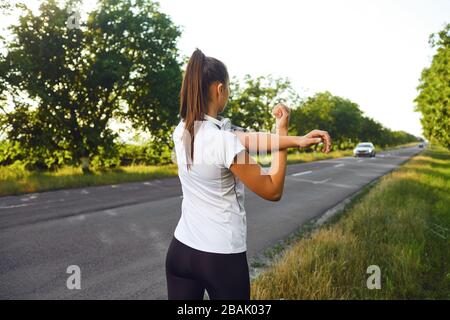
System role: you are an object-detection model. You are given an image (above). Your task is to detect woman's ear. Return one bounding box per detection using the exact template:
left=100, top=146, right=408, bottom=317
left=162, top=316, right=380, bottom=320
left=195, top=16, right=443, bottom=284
left=217, top=82, right=224, bottom=95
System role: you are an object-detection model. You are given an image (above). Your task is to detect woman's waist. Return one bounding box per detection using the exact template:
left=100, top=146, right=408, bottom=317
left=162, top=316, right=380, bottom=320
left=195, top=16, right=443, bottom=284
left=181, top=191, right=245, bottom=217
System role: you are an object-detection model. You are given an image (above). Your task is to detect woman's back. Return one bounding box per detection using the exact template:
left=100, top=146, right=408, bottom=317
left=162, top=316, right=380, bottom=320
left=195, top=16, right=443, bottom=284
left=172, top=119, right=247, bottom=254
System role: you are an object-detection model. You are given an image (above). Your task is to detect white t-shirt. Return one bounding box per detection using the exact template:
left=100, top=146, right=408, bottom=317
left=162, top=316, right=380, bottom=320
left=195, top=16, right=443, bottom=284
left=172, top=119, right=247, bottom=254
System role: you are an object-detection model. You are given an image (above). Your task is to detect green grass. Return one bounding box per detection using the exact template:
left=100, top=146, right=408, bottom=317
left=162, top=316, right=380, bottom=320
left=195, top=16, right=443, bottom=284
left=0, top=164, right=178, bottom=196
left=381, top=141, right=419, bottom=150
left=250, top=146, right=450, bottom=299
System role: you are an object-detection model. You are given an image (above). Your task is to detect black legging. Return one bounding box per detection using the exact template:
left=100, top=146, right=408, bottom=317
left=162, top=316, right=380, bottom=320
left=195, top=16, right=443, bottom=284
left=165, top=236, right=250, bottom=300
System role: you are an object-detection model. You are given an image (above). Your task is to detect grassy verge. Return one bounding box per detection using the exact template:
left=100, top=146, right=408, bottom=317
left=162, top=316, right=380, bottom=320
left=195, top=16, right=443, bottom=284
left=0, top=164, right=178, bottom=196
left=380, top=141, right=419, bottom=150
left=250, top=146, right=450, bottom=299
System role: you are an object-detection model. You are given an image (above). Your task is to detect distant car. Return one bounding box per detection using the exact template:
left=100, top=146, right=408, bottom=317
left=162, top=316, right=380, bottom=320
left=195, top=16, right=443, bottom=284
left=419, top=143, right=424, bottom=148
left=353, top=142, right=376, bottom=157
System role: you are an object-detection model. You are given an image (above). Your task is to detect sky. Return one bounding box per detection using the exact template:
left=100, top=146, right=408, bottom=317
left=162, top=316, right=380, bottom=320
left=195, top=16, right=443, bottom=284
left=156, top=0, right=450, bottom=138
left=2, top=0, right=450, bottom=138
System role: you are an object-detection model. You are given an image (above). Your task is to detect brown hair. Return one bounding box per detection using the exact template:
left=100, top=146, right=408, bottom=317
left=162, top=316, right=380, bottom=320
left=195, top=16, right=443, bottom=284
left=179, top=48, right=229, bottom=170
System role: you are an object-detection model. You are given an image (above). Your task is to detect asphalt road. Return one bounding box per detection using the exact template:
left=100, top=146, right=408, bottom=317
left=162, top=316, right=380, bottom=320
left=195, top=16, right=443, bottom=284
left=0, top=145, right=423, bottom=299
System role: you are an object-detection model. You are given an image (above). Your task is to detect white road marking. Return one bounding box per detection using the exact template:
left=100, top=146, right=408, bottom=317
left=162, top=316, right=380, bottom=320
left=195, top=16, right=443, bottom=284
left=1, top=198, right=67, bottom=210
left=329, top=182, right=356, bottom=189
left=0, top=203, right=32, bottom=209
left=67, top=214, right=87, bottom=222
left=291, top=170, right=312, bottom=176
left=289, top=177, right=331, bottom=185
left=104, top=209, right=118, bottom=216
left=315, top=178, right=332, bottom=184
left=334, top=163, right=345, bottom=168
left=123, top=186, right=139, bottom=190
left=288, top=177, right=354, bottom=189
left=20, top=194, right=38, bottom=201
left=317, top=159, right=337, bottom=162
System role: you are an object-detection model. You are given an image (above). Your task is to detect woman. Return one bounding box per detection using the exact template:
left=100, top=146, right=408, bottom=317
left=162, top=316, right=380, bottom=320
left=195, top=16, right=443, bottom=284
left=165, top=48, right=331, bottom=300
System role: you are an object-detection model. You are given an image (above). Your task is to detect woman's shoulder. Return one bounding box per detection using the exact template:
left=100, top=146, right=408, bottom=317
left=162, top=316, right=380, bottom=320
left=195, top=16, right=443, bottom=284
left=172, top=120, right=185, bottom=140
left=173, top=120, right=237, bottom=145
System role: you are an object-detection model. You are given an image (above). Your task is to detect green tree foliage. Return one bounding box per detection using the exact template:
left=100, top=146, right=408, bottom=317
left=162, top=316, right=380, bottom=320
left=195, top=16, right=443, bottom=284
left=0, top=0, right=11, bottom=13
left=291, top=91, right=334, bottom=136
left=358, top=116, right=384, bottom=144
left=222, top=75, right=301, bottom=132
left=0, top=0, right=182, bottom=170
left=291, top=91, right=418, bottom=150
left=415, top=23, right=450, bottom=148
left=292, top=92, right=362, bottom=149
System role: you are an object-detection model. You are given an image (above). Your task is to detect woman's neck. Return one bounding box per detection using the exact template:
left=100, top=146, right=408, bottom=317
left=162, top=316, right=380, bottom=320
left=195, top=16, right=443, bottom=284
left=206, top=104, right=218, bottom=118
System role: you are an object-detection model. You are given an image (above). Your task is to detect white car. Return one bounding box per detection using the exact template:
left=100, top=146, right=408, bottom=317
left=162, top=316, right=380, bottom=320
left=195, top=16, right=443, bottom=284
left=353, top=142, right=376, bottom=157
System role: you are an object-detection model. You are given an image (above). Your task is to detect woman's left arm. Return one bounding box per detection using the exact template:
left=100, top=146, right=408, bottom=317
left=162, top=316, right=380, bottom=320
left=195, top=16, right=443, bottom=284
left=233, top=131, right=300, bottom=153
left=233, top=130, right=331, bottom=153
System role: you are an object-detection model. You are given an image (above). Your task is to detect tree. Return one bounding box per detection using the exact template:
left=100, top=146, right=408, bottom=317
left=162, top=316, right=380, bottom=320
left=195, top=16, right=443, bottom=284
left=0, top=0, right=11, bottom=13
left=359, top=116, right=384, bottom=145
left=415, top=23, right=450, bottom=149
left=0, top=0, right=182, bottom=171
left=222, top=75, right=301, bottom=132
left=291, top=91, right=418, bottom=150
left=329, top=97, right=362, bottom=147
left=291, top=92, right=334, bottom=137
left=292, top=91, right=362, bottom=149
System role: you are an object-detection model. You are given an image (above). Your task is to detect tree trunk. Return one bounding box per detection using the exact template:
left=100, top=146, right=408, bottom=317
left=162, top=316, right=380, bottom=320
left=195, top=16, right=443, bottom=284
left=80, top=156, right=90, bottom=174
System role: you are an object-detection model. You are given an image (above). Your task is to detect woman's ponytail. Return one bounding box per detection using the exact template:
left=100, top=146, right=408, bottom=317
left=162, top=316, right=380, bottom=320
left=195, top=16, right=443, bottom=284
left=180, top=49, right=206, bottom=169
left=179, top=49, right=229, bottom=170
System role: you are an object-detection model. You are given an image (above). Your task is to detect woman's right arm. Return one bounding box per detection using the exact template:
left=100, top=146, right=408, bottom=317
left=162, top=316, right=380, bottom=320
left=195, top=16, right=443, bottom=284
left=230, top=104, right=330, bottom=202
left=230, top=147, right=286, bottom=201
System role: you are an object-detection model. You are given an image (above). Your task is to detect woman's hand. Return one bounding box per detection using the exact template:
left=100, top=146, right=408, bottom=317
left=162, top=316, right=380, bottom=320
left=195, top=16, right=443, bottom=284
left=272, top=103, right=290, bottom=134
left=297, top=129, right=332, bottom=153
